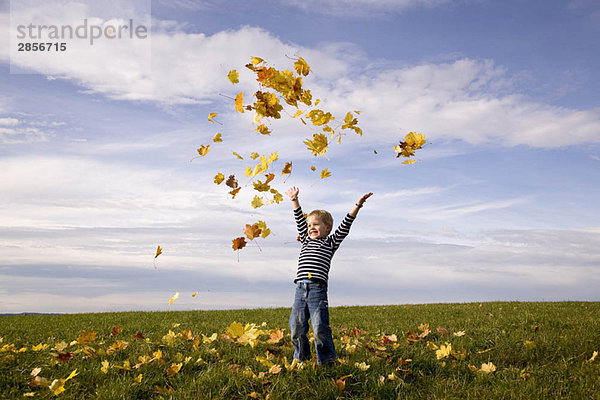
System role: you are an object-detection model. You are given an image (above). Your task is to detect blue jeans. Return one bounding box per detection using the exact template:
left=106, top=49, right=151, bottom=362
left=289, top=281, right=336, bottom=365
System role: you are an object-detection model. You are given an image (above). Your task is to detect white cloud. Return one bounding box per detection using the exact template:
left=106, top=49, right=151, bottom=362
left=280, top=0, right=453, bottom=17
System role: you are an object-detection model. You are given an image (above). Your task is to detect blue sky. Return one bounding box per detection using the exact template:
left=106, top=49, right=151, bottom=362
left=1, top=0, right=599, bottom=313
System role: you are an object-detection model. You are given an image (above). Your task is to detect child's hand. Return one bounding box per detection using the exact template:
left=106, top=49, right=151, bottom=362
left=357, top=192, right=373, bottom=206
left=286, top=186, right=299, bottom=200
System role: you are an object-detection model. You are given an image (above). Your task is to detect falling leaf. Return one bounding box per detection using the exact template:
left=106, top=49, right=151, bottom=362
left=304, top=133, right=328, bottom=156
left=402, top=159, right=416, bottom=165
left=192, top=292, right=198, bottom=297
left=255, top=124, right=270, bottom=135
left=227, top=69, right=239, bottom=85
left=250, top=56, right=264, bottom=65
left=310, top=166, right=316, bottom=171
left=244, top=223, right=262, bottom=240
left=294, top=57, right=310, bottom=76
left=208, top=113, right=218, bottom=124
left=225, top=175, right=238, bottom=189
left=250, top=152, right=260, bottom=160
left=232, top=237, right=247, bottom=251
left=235, top=92, right=244, bottom=113
left=168, top=292, right=179, bottom=306
left=155, top=245, right=162, bottom=258
left=229, top=187, right=241, bottom=199
left=214, top=173, right=225, bottom=185
left=256, top=221, right=271, bottom=238
left=308, top=272, right=313, bottom=279
left=306, top=109, right=334, bottom=126
left=281, top=162, right=292, bottom=175
left=292, top=109, right=303, bottom=118
left=232, top=152, right=244, bottom=160
left=213, top=133, right=223, bottom=142
left=197, top=145, right=210, bottom=156
left=320, top=168, right=331, bottom=179
left=251, top=196, right=264, bottom=208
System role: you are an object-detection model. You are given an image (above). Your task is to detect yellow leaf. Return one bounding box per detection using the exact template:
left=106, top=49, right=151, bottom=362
left=212, top=133, right=223, bottom=142
left=306, top=109, right=334, bottom=126
left=255, top=124, right=270, bottom=135
left=320, top=168, right=331, bottom=179
left=292, top=109, right=303, bottom=118
left=227, top=69, right=239, bottom=85
left=251, top=196, right=264, bottom=208
left=453, top=331, right=466, bottom=337
left=308, top=272, right=312, bottom=279
left=294, top=57, right=310, bottom=76
left=166, top=362, right=182, bottom=377
left=77, top=330, right=96, bottom=345
left=32, top=343, right=49, bottom=351
left=523, top=340, right=536, bottom=349
left=208, top=112, right=218, bottom=124
left=168, top=292, right=179, bottom=306
left=480, top=362, right=496, bottom=374
left=232, top=152, right=243, bottom=160
left=303, top=133, right=328, bottom=156
left=589, top=351, right=598, bottom=362
left=101, top=360, right=109, bottom=374
left=250, top=57, right=264, bottom=65
left=257, top=221, right=271, bottom=238
left=155, top=245, right=162, bottom=258
left=310, top=166, right=316, bottom=171
left=235, top=92, right=244, bottom=113
left=192, top=292, right=198, bottom=297
left=134, top=373, right=143, bottom=383
left=405, top=131, right=426, bottom=149
left=402, top=159, right=416, bottom=165
left=49, top=369, right=78, bottom=396
left=354, top=362, right=370, bottom=371
left=214, top=173, right=225, bottom=185
left=269, top=364, right=282, bottom=374
left=244, top=223, right=262, bottom=240
left=250, top=152, right=260, bottom=160
left=281, top=161, right=292, bottom=175
left=202, top=333, right=217, bottom=343
left=197, top=145, right=210, bottom=156
left=31, top=367, right=42, bottom=377
left=253, top=113, right=263, bottom=125
left=436, top=342, right=452, bottom=359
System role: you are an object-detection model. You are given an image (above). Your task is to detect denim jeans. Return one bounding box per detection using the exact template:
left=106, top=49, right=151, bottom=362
left=289, top=281, right=336, bottom=365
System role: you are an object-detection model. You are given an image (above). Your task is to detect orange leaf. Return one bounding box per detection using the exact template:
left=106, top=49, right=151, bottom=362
left=232, top=237, right=247, bottom=251
left=235, top=92, right=244, bottom=113
left=244, top=223, right=262, bottom=240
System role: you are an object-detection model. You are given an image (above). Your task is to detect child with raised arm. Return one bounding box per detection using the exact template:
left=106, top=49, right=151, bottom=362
left=285, top=186, right=373, bottom=365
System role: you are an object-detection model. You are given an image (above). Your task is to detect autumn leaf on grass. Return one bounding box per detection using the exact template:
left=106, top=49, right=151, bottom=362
left=168, top=292, right=179, bottom=306
left=213, top=133, right=223, bottom=142
left=269, top=364, right=282, bottom=374
left=436, top=342, right=452, bottom=360
left=355, top=362, right=370, bottom=371
left=232, top=237, right=247, bottom=251
left=320, top=168, right=331, bottom=179
left=101, top=360, right=110, bottom=374
left=453, top=330, right=466, bottom=337
left=589, top=351, right=598, bottom=362
left=107, top=340, right=129, bottom=355
left=235, top=92, right=244, bottom=113
left=332, top=374, right=352, bottom=391
left=208, top=113, right=218, bottom=124
left=304, top=133, right=328, bottom=156
left=166, top=363, right=182, bottom=377
left=49, top=369, right=78, bottom=396
left=77, top=330, right=96, bottom=345
left=227, top=69, right=239, bottom=85
left=197, top=145, right=210, bottom=156
left=110, top=326, right=123, bottom=337
left=523, top=340, right=536, bottom=349
left=266, top=329, right=284, bottom=344
left=32, top=343, right=49, bottom=351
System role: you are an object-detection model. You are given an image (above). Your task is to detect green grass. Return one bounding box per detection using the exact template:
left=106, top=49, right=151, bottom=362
left=1, top=302, right=600, bottom=399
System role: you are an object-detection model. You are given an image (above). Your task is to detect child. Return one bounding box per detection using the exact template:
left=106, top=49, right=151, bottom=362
left=285, top=186, right=373, bottom=365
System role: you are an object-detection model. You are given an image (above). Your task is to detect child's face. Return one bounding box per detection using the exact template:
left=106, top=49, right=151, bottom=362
left=307, top=215, right=331, bottom=239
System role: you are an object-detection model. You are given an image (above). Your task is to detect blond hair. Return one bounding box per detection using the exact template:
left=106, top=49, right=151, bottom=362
left=308, top=209, right=333, bottom=231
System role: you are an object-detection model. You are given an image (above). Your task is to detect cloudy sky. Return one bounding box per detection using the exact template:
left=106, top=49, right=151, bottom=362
left=1, top=0, right=599, bottom=313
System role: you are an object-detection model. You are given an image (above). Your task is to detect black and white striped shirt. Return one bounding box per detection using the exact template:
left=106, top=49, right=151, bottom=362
left=293, top=207, right=355, bottom=283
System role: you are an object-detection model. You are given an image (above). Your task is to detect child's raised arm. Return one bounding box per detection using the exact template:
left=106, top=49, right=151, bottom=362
left=349, top=192, right=373, bottom=217
left=286, top=186, right=300, bottom=210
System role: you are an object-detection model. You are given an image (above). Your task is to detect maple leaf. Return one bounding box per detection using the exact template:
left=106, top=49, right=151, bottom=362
left=320, top=168, right=331, bottom=179
left=232, top=237, right=247, bottom=251
left=453, top=331, right=466, bottom=337
left=355, top=362, right=370, bottom=371
left=292, top=109, right=303, bottom=118
left=32, top=343, right=49, bottom=351
left=307, top=109, right=334, bottom=126
left=232, top=152, right=243, bottom=160
left=589, top=351, right=598, bottom=362
left=304, top=133, right=328, bottom=156
left=226, top=175, right=239, bottom=189
left=479, top=362, right=497, bottom=374
left=332, top=374, right=352, bottom=391
left=227, top=69, right=239, bottom=85
left=77, top=330, right=96, bottom=345
left=166, top=362, right=182, bottom=377
left=110, top=326, right=123, bottom=336
left=155, top=245, right=162, bottom=258
left=168, top=292, right=179, bottom=306
left=251, top=196, right=264, bottom=208
left=436, top=342, right=452, bottom=359
left=294, top=57, right=310, bottom=76
left=49, top=369, right=78, bottom=396
left=101, top=360, right=110, bottom=374
left=257, top=221, right=271, bottom=238
left=229, top=187, right=241, bottom=199
left=57, top=352, right=73, bottom=362
left=269, top=364, right=282, bottom=374
left=250, top=56, right=264, bottom=65
left=235, top=92, right=244, bottom=113
left=208, top=112, right=218, bottom=124
left=282, top=161, right=292, bottom=175
left=197, top=145, right=210, bottom=156
left=213, top=133, right=223, bottom=142
left=255, top=124, right=271, bottom=135
left=214, top=173, right=225, bottom=185
left=244, top=223, right=262, bottom=240
left=253, top=91, right=283, bottom=119
left=266, top=329, right=284, bottom=344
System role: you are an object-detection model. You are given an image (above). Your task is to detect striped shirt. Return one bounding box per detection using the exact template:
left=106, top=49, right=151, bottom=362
left=293, top=207, right=355, bottom=283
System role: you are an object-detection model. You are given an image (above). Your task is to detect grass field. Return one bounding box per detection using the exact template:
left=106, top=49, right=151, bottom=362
left=1, top=302, right=599, bottom=399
